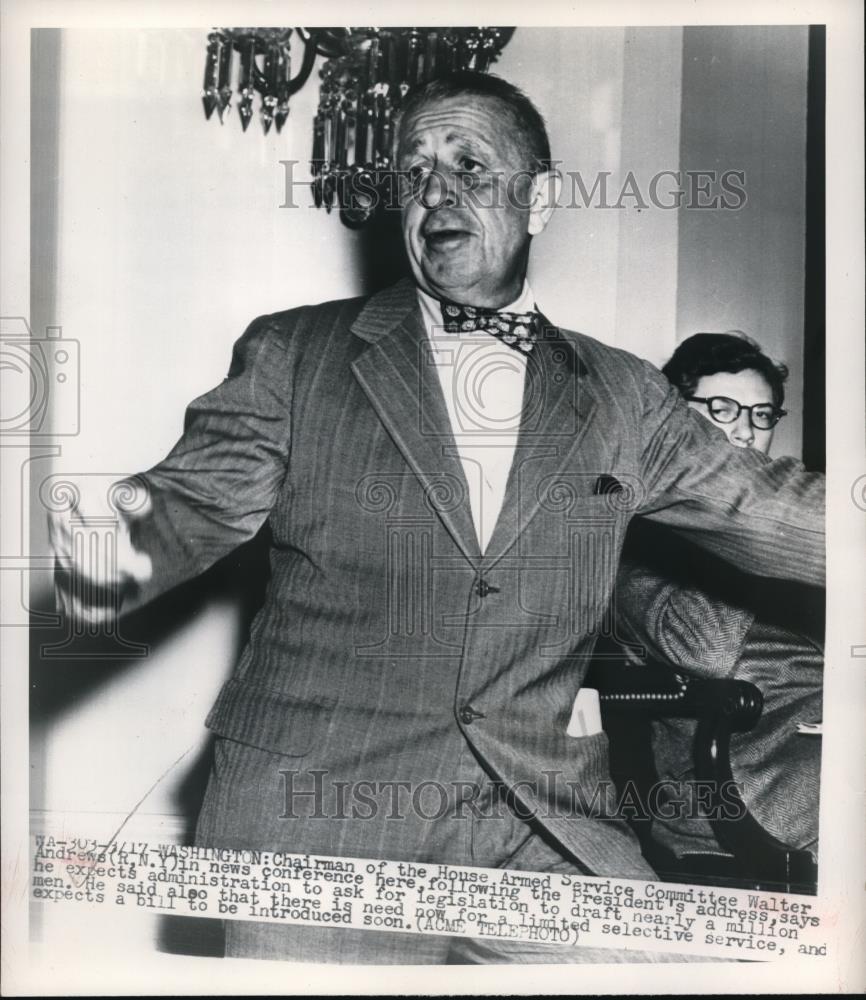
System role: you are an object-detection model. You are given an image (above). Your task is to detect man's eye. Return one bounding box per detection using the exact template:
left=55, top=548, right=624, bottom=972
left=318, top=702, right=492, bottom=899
left=459, top=157, right=485, bottom=173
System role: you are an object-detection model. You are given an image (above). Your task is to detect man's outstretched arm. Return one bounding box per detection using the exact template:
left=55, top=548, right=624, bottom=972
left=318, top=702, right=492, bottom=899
left=50, top=313, right=297, bottom=620
left=634, top=361, right=824, bottom=587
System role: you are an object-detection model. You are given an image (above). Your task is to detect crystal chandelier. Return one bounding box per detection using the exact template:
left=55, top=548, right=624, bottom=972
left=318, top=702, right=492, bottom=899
left=203, top=27, right=516, bottom=224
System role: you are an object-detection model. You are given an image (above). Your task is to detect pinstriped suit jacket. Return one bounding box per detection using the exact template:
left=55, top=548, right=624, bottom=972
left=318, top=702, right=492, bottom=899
left=130, top=278, right=824, bottom=875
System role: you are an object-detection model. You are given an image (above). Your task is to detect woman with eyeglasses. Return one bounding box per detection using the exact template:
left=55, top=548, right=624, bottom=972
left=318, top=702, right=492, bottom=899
left=614, top=331, right=822, bottom=869
left=672, top=331, right=788, bottom=453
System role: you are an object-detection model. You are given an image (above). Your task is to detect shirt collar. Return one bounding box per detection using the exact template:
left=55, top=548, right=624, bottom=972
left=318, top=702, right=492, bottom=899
left=417, top=280, right=536, bottom=339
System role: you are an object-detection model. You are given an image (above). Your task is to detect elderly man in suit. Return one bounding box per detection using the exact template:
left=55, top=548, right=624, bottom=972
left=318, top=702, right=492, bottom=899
left=51, top=72, right=824, bottom=964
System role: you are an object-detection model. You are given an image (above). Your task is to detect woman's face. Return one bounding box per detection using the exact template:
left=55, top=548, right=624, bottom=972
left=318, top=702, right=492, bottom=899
left=687, top=369, right=776, bottom=455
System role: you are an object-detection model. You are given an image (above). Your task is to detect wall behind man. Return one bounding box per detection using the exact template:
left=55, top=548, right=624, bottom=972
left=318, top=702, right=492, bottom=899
left=31, top=26, right=809, bottom=833
left=677, top=26, right=809, bottom=460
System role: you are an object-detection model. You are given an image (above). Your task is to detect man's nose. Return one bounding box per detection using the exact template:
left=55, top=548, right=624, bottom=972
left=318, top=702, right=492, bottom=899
left=418, top=166, right=460, bottom=210
left=730, top=410, right=755, bottom=447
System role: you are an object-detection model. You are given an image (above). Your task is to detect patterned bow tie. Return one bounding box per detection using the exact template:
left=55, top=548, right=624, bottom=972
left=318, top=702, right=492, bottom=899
left=439, top=300, right=539, bottom=353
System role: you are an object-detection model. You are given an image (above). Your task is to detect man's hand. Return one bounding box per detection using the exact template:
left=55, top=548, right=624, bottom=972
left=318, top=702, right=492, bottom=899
left=47, top=476, right=153, bottom=624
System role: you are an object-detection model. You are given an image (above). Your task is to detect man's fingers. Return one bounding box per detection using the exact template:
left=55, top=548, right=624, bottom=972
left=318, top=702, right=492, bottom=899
left=115, top=525, right=153, bottom=584
left=45, top=475, right=153, bottom=621
left=49, top=517, right=151, bottom=626
left=54, top=561, right=71, bottom=617
left=69, top=590, right=114, bottom=626
left=47, top=510, right=72, bottom=562
left=110, top=477, right=153, bottom=585
left=54, top=560, right=113, bottom=623
left=48, top=507, right=150, bottom=584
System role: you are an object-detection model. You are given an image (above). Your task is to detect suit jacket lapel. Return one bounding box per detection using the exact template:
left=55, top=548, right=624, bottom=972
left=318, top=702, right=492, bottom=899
left=482, top=320, right=599, bottom=567
left=350, top=280, right=481, bottom=566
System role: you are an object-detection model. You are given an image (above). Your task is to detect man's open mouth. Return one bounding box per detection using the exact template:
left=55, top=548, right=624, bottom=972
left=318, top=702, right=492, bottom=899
left=423, top=228, right=472, bottom=249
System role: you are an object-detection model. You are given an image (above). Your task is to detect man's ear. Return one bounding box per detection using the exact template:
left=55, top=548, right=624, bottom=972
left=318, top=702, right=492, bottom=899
left=527, top=169, right=561, bottom=236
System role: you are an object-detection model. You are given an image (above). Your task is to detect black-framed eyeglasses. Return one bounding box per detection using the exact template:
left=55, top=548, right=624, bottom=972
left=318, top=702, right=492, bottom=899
left=686, top=396, right=787, bottom=430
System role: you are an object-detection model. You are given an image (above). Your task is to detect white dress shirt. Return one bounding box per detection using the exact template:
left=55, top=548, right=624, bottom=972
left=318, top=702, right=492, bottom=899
left=417, top=282, right=535, bottom=554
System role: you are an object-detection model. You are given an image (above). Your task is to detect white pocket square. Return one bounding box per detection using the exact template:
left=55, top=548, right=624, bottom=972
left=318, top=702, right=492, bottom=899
left=567, top=687, right=603, bottom=737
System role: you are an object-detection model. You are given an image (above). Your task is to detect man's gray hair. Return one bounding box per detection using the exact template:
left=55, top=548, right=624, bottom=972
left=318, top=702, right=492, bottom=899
left=395, top=70, right=552, bottom=173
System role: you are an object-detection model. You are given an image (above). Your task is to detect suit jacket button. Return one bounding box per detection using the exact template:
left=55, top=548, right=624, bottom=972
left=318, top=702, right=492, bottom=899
left=475, top=578, right=500, bottom=598
left=459, top=706, right=485, bottom=725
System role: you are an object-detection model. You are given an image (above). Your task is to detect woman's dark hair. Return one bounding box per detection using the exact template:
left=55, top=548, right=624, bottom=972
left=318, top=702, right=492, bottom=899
left=662, top=331, right=788, bottom=409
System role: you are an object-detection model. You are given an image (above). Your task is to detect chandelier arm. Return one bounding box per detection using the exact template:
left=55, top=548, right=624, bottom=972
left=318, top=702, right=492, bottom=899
left=309, top=28, right=353, bottom=59
left=285, top=30, right=322, bottom=96
left=248, top=28, right=320, bottom=99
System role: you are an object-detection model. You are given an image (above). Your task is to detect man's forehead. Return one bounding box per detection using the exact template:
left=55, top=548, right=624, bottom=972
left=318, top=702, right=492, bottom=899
left=398, top=95, right=517, bottom=148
